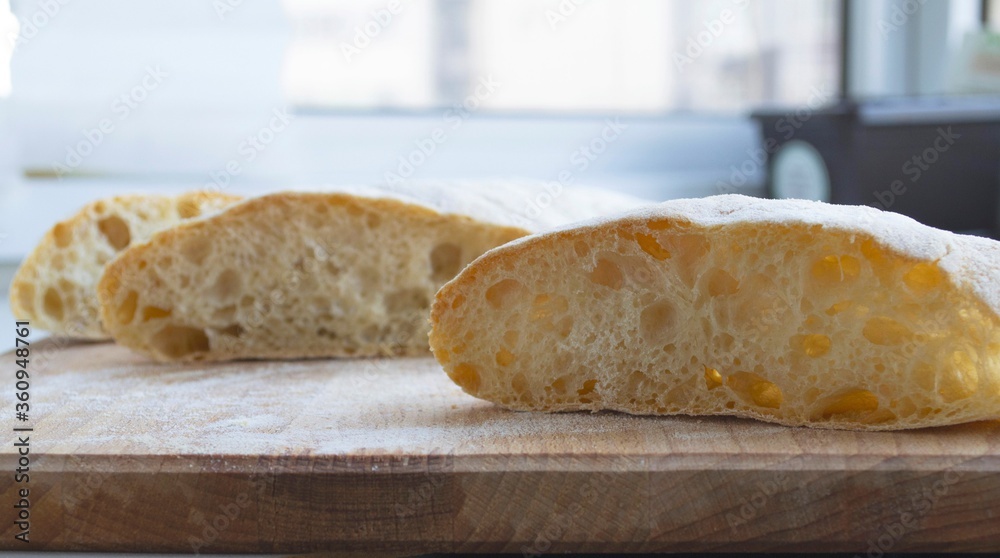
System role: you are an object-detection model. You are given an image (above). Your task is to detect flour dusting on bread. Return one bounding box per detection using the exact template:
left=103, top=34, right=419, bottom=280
left=430, top=194, right=1000, bottom=430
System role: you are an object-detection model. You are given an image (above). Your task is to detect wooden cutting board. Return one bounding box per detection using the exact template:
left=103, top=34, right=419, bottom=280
left=1, top=339, right=998, bottom=554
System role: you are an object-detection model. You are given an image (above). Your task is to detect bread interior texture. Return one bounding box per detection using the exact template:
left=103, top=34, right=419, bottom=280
left=431, top=216, right=1000, bottom=430
left=100, top=194, right=526, bottom=361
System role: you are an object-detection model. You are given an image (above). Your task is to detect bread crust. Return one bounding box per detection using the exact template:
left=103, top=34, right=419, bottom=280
left=9, top=192, right=241, bottom=338
left=430, top=195, right=1000, bottom=431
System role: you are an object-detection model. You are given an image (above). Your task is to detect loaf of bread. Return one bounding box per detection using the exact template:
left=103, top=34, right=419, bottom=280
left=9, top=192, right=241, bottom=339
left=429, top=194, right=1000, bottom=430
left=97, top=183, right=644, bottom=361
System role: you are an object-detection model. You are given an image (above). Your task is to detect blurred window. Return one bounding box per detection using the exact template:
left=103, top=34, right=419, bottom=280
left=282, top=0, right=842, bottom=113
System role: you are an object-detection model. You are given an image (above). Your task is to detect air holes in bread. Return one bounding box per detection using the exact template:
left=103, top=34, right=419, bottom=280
left=589, top=257, right=623, bottom=290
left=635, top=233, right=671, bottom=260
left=150, top=325, right=209, bottom=359
left=485, top=278, right=524, bottom=309
left=141, top=306, right=172, bottom=322
left=863, top=316, right=912, bottom=346
left=451, top=363, right=481, bottom=393
left=97, top=215, right=131, bottom=251
left=727, top=372, right=783, bottom=409
left=210, top=269, right=242, bottom=303
left=52, top=222, right=72, bottom=248
left=705, top=268, right=739, bottom=297
left=811, top=254, right=860, bottom=284
left=793, top=334, right=832, bottom=358
left=43, top=287, right=64, bottom=320
left=640, top=300, right=677, bottom=345
left=903, top=262, right=944, bottom=294
left=116, top=290, right=139, bottom=325
left=815, top=389, right=880, bottom=420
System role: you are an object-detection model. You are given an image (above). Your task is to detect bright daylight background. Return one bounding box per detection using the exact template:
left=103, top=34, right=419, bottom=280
left=282, top=0, right=839, bottom=111
left=0, top=0, right=994, bottom=344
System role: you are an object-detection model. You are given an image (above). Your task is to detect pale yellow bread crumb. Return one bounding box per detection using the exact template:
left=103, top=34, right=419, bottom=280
left=430, top=194, right=1000, bottom=431
left=97, top=184, right=644, bottom=362
left=9, top=192, right=241, bottom=339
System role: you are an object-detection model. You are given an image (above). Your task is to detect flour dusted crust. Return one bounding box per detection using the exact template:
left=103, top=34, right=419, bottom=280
left=430, top=194, right=1000, bottom=430
left=97, top=184, right=644, bottom=362
left=9, top=192, right=241, bottom=339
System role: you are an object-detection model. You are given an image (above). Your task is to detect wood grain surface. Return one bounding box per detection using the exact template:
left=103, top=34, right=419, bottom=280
left=0, top=339, right=998, bottom=554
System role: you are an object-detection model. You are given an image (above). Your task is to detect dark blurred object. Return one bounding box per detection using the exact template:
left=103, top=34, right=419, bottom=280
left=753, top=96, right=1000, bottom=237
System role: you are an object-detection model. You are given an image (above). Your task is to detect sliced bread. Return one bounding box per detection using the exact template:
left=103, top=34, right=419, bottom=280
left=97, top=183, right=644, bottom=361
left=429, top=194, right=1000, bottom=430
left=9, top=192, right=241, bottom=339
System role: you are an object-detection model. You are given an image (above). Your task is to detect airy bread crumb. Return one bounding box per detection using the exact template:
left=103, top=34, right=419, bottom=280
left=430, top=195, right=1000, bottom=431
left=98, top=184, right=643, bottom=361
left=9, top=192, right=241, bottom=338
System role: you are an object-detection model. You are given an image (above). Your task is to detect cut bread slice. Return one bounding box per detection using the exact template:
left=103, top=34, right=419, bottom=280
left=9, top=192, right=242, bottom=339
left=429, top=194, right=1000, bottom=431
left=97, top=183, right=644, bottom=362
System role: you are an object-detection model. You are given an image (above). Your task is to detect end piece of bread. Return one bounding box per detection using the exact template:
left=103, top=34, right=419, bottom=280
left=9, top=192, right=242, bottom=339
left=97, top=184, right=644, bottom=362
left=429, top=194, right=1000, bottom=431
